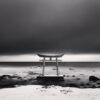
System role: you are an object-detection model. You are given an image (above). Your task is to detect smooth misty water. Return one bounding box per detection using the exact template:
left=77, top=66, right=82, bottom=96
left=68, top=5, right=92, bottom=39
left=0, top=62, right=100, bottom=77
left=0, top=54, right=100, bottom=62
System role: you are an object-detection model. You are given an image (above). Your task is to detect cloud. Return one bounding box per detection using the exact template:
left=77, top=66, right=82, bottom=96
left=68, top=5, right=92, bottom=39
left=0, top=0, right=100, bottom=53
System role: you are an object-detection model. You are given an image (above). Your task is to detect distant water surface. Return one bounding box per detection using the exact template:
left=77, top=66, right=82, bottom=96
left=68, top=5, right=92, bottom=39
left=0, top=54, right=100, bottom=62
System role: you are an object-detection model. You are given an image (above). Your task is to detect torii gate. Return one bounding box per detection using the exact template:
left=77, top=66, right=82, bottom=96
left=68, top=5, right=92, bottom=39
left=37, top=53, right=64, bottom=81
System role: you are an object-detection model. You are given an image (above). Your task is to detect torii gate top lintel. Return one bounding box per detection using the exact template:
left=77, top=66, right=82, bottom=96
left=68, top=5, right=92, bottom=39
left=38, top=53, right=64, bottom=58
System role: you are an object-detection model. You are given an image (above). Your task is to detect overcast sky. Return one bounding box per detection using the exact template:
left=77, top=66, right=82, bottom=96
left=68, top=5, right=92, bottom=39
left=0, top=0, right=100, bottom=53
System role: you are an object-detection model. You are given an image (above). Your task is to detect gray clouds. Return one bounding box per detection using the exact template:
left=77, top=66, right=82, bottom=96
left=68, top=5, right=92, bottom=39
left=0, top=0, right=100, bottom=53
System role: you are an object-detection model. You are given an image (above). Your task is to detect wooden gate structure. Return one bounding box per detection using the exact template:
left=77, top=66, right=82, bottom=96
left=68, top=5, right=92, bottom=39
left=37, top=53, right=65, bottom=81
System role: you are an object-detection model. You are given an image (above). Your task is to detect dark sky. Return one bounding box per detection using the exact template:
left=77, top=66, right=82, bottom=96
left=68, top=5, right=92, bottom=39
left=0, top=0, right=100, bottom=53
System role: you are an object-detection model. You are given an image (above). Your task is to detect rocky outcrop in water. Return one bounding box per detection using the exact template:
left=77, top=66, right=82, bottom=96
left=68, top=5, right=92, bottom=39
left=0, top=75, right=100, bottom=88
left=89, top=76, right=100, bottom=82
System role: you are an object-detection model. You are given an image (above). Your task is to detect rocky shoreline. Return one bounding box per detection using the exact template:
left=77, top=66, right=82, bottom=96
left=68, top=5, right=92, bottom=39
left=0, top=74, right=100, bottom=89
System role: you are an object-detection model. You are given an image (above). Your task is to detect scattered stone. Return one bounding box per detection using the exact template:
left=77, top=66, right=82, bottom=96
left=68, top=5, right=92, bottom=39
left=80, top=74, right=84, bottom=76
left=68, top=83, right=78, bottom=87
left=89, top=76, right=100, bottom=82
left=66, top=75, right=69, bottom=77
left=80, top=82, right=85, bottom=86
left=69, top=68, right=74, bottom=70
left=1, top=74, right=100, bottom=89
left=91, top=85, right=96, bottom=88
left=72, top=75, right=75, bottom=77
left=97, top=81, right=100, bottom=85
left=28, top=71, right=38, bottom=75
left=76, top=78, right=80, bottom=80
left=52, top=68, right=56, bottom=70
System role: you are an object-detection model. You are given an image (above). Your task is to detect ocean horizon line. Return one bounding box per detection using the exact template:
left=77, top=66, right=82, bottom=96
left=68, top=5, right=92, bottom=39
left=0, top=54, right=100, bottom=62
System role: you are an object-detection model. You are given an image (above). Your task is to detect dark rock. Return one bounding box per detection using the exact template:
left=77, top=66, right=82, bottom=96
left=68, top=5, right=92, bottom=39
left=91, top=85, right=96, bottom=88
left=0, top=75, right=12, bottom=80
left=66, top=75, right=69, bottom=77
left=69, top=68, right=74, bottom=70
left=97, top=82, right=100, bottom=85
left=28, top=71, right=38, bottom=75
left=89, top=76, right=100, bottom=82
left=76, top=78, right=80, bottom=80
left=0, top=75, right=22, bottom=81
left=80, top=82, right=85, bottom=86
left=68, top=83, right=78, bottom=87
left=72, top=75, right=75, bottom=77
left=0, top=75, right=24, bottom=88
